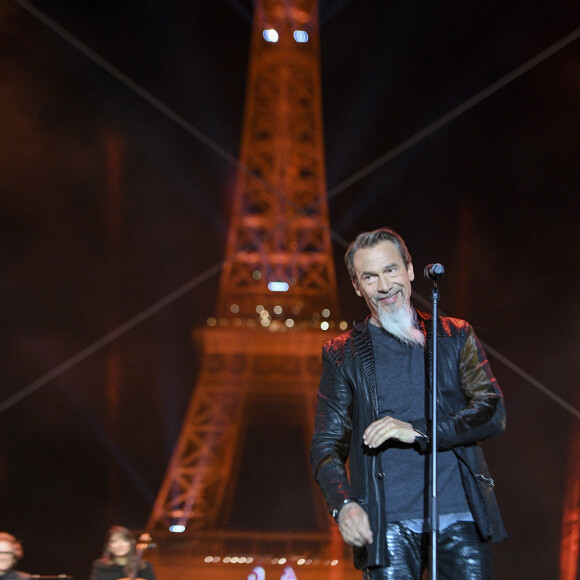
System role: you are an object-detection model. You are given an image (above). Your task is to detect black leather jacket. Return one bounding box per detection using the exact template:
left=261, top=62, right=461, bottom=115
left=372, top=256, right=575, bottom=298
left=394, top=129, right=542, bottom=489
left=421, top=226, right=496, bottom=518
left=310, top=311, right=507, bottom=570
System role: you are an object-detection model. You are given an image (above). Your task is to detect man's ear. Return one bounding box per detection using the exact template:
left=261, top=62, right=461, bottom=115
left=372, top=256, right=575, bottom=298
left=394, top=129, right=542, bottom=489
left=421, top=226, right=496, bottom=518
left=408, top=262, right=415, bottom=282
left=352, top=278, right=362, bottom=297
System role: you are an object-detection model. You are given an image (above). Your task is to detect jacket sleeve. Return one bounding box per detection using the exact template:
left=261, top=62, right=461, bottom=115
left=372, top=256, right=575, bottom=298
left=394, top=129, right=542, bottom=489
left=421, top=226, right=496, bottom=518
left=412, top=323, right=506, bottom=451
left=310, top=347, right=357, bottom=515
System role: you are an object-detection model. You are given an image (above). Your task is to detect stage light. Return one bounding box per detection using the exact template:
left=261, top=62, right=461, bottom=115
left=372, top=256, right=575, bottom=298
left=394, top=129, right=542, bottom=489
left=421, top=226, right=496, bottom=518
left=268, top=281, right=289, bottom=292
left=169, top=524, right=185, bottom=533
left=293, top=30, right=308, bottom=43
left=263, top=29, right=279, bottom=42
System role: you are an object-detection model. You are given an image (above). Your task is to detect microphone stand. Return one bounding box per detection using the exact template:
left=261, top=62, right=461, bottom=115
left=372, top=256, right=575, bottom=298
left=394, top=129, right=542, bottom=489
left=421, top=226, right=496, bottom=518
left=428, top=277, right=440, bottom=580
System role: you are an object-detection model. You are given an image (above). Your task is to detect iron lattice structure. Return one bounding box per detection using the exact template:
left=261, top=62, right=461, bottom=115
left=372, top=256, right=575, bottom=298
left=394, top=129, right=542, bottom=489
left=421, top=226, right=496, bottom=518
left=215, top=0, right=338, bottom=321
left=148, top=0, right=344, bottom=545
left=147, top=328, right=332, bottom=532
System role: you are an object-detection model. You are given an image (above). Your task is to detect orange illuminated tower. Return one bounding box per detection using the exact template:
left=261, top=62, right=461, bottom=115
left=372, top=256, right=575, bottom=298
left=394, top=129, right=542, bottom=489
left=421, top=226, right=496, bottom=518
left=147, top=1, right=357, bottom=578
left=559, top=423, right=580, bottom=580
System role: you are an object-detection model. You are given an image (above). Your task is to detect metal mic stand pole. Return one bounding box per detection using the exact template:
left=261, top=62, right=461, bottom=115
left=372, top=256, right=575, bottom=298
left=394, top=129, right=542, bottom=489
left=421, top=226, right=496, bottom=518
left=429, top=279, right=440, bottom=580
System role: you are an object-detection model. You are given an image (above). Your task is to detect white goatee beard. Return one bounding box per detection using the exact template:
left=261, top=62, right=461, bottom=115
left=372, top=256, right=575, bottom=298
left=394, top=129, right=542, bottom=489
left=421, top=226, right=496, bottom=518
left=377, top=302, right=425, bottom=347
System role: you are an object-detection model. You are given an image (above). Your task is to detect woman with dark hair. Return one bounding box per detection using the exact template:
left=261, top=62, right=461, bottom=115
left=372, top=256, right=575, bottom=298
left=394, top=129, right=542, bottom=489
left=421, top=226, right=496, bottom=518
left=90, top=526, right=157, bottom=580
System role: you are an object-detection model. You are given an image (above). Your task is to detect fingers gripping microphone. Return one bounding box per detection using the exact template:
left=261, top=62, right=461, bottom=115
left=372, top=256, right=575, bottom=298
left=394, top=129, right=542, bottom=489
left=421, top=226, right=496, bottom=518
left=424, top=263, right=445, bottom=281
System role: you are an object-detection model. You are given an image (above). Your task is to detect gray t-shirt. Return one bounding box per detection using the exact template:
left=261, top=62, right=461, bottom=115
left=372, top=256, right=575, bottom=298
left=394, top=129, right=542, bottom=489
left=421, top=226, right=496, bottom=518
left=369, top=323, right=471, bottom=527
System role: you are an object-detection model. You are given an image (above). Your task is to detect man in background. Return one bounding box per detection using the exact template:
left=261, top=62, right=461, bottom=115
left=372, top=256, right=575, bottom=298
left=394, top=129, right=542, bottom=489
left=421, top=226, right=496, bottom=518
left=0, top=532, right=30, bottom=579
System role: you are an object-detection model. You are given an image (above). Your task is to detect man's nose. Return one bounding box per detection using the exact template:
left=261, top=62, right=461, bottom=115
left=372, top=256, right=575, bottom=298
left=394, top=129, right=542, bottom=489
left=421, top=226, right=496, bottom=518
left=377, top=274, right=392, bottom=292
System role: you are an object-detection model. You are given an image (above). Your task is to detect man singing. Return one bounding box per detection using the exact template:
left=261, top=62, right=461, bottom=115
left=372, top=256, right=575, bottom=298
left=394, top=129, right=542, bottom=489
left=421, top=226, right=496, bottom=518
left=310, top=227, right=506, bottom=579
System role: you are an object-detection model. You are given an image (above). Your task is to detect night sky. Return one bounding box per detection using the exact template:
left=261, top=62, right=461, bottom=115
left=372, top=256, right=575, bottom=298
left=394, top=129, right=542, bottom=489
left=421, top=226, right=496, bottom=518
left=0, top=1, right=579, bottom=579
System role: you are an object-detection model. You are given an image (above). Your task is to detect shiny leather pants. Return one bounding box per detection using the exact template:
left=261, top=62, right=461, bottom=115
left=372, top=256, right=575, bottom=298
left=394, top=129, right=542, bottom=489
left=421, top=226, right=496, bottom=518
left=362, top=521, right=493, bottom=580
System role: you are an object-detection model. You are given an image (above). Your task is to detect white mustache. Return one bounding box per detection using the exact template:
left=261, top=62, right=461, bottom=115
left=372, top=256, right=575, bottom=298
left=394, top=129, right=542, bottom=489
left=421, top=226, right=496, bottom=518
left=379, top=290, right=399, bottom=299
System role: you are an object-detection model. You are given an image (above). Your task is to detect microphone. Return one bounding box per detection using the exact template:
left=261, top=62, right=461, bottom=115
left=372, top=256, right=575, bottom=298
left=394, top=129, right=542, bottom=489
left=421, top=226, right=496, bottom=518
left=424, top=263, right=445, bottom=281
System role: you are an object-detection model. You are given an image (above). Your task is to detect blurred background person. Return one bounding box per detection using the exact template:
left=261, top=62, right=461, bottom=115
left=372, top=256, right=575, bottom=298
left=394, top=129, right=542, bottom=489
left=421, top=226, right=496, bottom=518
left=90, top=526, right=157, bottom=580
left=247, top=566, right=265, bottom=580
left=0, top=532, right=30, bottom=579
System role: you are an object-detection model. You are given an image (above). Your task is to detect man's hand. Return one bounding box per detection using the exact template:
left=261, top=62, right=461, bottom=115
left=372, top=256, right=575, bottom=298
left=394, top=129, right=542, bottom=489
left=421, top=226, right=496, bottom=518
left=363, top=416, right=418, bottom=448
left=338, top=502, right=373, bottom=547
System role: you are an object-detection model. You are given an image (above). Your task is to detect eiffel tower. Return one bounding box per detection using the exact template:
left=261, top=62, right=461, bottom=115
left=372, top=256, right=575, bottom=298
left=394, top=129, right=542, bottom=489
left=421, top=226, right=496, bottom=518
left=146, top=1, right=358, bottom=578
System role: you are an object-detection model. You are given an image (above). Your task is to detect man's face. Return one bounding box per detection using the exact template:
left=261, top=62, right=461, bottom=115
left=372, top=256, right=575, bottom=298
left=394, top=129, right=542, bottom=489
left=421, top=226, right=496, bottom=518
left=0, top=541, right=16, bottom=573
left=352, top=240, right=414, bottom=325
